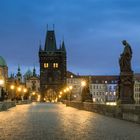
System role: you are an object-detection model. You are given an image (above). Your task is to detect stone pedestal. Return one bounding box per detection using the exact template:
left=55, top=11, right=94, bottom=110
left=118, top=71, right=135, bottom=104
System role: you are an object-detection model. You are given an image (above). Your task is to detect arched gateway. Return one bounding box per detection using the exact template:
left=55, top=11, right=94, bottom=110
left=39, top=29, right=67, bottom=102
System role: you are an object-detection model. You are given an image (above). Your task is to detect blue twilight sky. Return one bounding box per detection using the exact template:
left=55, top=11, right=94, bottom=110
left=0, top=0, right=140, bottom=75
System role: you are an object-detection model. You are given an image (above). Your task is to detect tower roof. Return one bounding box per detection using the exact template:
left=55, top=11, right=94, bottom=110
left=44, top=30, right=57, bottom=51
left=33, top=67, right=37, bottom=77
left=17, top=65, right=22, bottom=77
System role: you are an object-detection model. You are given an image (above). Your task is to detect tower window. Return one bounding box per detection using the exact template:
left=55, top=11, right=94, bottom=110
left=44, top=63, right=49, bottom=68
left=53, top=63, right=58, bottom=68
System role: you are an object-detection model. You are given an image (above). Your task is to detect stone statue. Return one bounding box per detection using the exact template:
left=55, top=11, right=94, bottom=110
left=118, top=40, right=134, bottom=104
left=119, top=40, right=132, bottom=72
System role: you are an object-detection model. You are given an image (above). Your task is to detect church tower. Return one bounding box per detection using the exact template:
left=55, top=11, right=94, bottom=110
left=39, top=29, right=67, bottom=101
left=16, top=65, right=22, bottom=83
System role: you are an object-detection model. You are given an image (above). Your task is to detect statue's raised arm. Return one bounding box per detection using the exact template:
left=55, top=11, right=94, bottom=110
left=119, top=40, right=132, bottom=72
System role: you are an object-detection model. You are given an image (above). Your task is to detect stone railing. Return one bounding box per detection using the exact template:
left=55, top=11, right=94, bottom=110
left=65, top=101, right=140, bottom=124
left=16, top=100, right=32, bottom=105
left=0, top=101, right=16, bottom=111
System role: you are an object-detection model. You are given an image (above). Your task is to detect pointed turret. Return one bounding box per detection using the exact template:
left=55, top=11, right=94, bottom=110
left=44, top=30, right=57, bottom=51
left=61, top=40, right=66, bottom=53
left=16, top=65, right=22, bottom=82
left=33, top=66, right=37, bottom=77
left=17, top=65, right=21, bottom=77
left=59, top=41, right=62, bottom=51
left=39, top=41, right=42, bottom=52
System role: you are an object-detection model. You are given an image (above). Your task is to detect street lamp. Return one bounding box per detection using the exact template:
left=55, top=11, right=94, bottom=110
left=0, top=79, right=4, bottom=86
left=10, top=85, right=15, bottom=100
left=23, top=88, right=27, bottom=93
left=69, top=86, right=73, bottom=90
left=10, top=85, right=15, bottom=90
left=17, top=87, right=21, bottom=92
left=32, top=92, right=36, bottom=95
left=81, top=80, right=86, bottom=87
left=81, top=80, right=87, bottom=102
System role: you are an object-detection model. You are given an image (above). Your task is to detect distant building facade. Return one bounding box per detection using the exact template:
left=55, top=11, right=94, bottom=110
left=89, top=76, right=119, bottom=104
left=39, top=29, right=67, bottom=101
left=134, top=74, right=140, bottom=104
left=67, top=72, right=90, bottom=101
left=24, top=67, right=40, bottom=95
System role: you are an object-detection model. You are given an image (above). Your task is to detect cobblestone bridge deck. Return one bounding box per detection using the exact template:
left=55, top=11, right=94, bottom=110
left=0, top=103, right=140, bottom=140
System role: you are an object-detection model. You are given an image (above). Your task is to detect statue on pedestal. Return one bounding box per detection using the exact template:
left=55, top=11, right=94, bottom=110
left=118, top=40, right=134, bottom=104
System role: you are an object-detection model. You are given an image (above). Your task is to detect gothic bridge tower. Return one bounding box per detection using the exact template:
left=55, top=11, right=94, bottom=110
left=39, top=29, right=67, bottom=101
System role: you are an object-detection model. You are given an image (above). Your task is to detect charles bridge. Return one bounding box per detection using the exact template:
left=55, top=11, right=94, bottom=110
left=0, top=102, right=140, bottom=140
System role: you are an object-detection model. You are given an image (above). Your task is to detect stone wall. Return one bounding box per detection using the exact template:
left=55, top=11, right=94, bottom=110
left=0, top=101, right=16, bottom=111
left=65, top=101, right=140, bottom=124
left=16, top=100, right=32, bottom=105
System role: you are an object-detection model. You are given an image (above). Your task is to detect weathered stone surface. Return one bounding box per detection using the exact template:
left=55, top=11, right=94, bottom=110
left=118, top=72, right=135, bottom=104
left=0, top=103, right=140, bottom=140
left=16, top=100, right=32, bottom=105
left=66, top=101, right=140, bottom=124
left=0, top=101, right=16, bottom=111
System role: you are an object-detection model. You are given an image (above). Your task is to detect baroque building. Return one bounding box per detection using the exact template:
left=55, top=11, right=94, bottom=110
left=24, top=67, right=40, bottom=95
left=39, top=29, right=67, bottom=101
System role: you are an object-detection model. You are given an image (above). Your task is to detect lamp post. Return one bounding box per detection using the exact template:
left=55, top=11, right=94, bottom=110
left=23, top=88, right=27, bottom=101
left=10, top=85, right=15, bottom=100
left=81, top=80, right=86, bottom=102
left=17, top=87, right=22, bottom=101
left=69, top=86, right=73, bottom=101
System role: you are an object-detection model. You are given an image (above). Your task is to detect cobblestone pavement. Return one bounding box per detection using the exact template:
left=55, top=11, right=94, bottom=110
left=0, top=103, right=140, bottom=140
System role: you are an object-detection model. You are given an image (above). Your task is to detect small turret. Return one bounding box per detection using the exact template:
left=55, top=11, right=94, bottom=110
left=33, top=66, right=37, bottom=77
left=16, top=65, right=22, bottom=82
left=61, top=40, right=66, bottom=53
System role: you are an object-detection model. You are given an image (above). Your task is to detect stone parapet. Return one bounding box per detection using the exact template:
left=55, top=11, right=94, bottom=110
left=0, top=101, right=16, bottom=111
left=16, top=100, right=32, bottom=105
left=65, top=101, right=140, bottom=124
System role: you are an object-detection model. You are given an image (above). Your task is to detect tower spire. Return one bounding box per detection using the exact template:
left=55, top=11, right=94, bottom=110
left=61, top=40, right=66, bottom=53
left=33, top=66, right=36, bottom=77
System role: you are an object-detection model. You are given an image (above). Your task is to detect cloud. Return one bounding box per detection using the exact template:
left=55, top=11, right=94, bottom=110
left=0, top=0, right=140, bottom=75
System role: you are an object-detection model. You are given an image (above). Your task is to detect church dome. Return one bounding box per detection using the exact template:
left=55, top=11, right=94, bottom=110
left=0, top=56, right=7, bottom=67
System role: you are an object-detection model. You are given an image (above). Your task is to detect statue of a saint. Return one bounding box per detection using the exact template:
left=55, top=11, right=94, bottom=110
left=119, top=40, right=132, bottom=72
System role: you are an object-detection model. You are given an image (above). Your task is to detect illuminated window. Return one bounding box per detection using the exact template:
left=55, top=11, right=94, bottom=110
left=44, top=63, right=49, bottom=68
left=53, top=63, right=58, bottom=68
